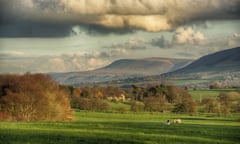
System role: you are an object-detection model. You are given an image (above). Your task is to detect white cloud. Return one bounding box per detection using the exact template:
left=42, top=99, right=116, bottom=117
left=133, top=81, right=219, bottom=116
left=0, top=50, right=25, bottom=57
left=104, top=38, right=147, bottom=51
left=172, top=27, right=206, bottom=45
left=110, top=49, right=129, bottom=57
left=87, top=58, right=109, bottom=70
left=233, top=33, right=240, bottom=38
left=58, top=52, right=111, bottom=71
left=150, top=26, right=206, bottom=48
left=47, top=58, right=67, bottom=72
left=70, top=25, right=86, bottom=36
left=0, top=51, right=113, bottom=73
left=149, top=27, right=240, bottom=58
left=227, top=33, right=240, bottom=48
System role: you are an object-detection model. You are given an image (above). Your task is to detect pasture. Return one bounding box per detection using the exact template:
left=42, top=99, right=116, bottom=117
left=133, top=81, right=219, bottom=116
left=189, top=88, right=240, bottom=101
left=0, top=112, right=240, bottom=144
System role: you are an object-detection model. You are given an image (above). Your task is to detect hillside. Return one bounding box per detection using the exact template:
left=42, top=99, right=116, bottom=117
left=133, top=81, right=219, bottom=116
left=169, top=47, right=240, bottom=74
left=156, top=47, right=240, bottom=88
left=99, top=58, right=192, bottom=75
left=50, top=57, right=192, bottom=86
left=103, top=47, right=240, bottom=88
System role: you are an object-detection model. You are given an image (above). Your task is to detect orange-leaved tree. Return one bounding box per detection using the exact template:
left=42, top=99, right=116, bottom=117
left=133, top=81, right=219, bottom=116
left=0, top=73, right=72, bottom=121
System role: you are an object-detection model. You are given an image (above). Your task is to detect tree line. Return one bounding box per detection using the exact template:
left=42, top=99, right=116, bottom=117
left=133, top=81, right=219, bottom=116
left=63, top=85, right=125, bottom=112
left=201, top=92, right=240, bottom=114
left=130, top=84, right=197, bottom=113
left=64, top=83, right=240, bottom=115
left=1, top=73, right=239, bottom=121
left=62, top=84, right=198, bottom=113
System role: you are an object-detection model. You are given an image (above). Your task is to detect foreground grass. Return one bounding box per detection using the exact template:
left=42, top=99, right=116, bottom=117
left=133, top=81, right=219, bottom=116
left=0, top=112, right=240, bottom=144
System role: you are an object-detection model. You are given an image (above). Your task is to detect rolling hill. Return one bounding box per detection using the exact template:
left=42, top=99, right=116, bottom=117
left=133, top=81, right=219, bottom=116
left=103, top=47, right=240, bottom=88
left=153, top=47, right=240, bottom=88
left=49, top=57, right=192, bottom=86
left=167, top=47, right=240, bottom=74
left=164, top=47, right=240, bottom=75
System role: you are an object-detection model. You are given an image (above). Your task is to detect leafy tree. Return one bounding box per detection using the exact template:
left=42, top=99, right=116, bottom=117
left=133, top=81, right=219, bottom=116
left=209, top=81, right=224, bottom=89
left=218, top=92, right=240, bottom=114
left=132, top=85, right=144, bottom=101
left=130, top=100, right=144, bottom=112
left=144, top=95, right=169, bottom=112
left=148, top=87, right=157, bottom=96
left=166, top=85, right=184, bottom=103
left=0, top=73, right=72, bottom=121
left=80, top=86, right=92, bottom=98
left=172, top=92, right=197, bottom=113
left=172, top=103, right=186, bottom=113
left=202, top=98, right=221, bottom=113
left=73, top=97, right=109, bottom=112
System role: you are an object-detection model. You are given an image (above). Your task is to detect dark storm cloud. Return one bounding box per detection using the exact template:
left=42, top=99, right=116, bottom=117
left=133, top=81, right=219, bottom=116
left=0, top=0, right=240, bottom=37
left=85, top=25, right=136, bottom=35
left=0, top=22, right=71, bottom=37
left=0, top=22, right=134, bottom=37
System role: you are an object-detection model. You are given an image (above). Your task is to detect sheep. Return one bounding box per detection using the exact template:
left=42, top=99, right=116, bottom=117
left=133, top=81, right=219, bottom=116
left=173, top=118, right=182, bottom=124
left=165, top=119, right=171, bottom=125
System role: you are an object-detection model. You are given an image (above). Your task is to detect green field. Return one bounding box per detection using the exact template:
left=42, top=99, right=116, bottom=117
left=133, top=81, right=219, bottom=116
left=0, top=112, right=240, bottom=144
left=189, top=89, right=240, bottom=101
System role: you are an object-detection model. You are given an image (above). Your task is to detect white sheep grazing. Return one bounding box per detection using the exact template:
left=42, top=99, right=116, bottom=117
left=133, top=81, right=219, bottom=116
left=173, top=119, right=182, bottom=124
left=165, top=120, right=171, bottom=125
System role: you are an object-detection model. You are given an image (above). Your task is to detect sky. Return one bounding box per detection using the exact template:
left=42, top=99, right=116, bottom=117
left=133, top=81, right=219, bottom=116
left=0, top=0, right=240, bottom=73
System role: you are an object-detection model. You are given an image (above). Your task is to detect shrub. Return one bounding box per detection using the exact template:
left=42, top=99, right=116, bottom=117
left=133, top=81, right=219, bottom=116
left=202, top=98, right=221, bottom=113
left=172, top=96, right=198, bottom=113
left=130, top=100, right=144, bottom=112
left=218, top=92, right=240, bottom=113
left=144, top=96, right=169, bottom=112
left=73, top=97, right=110, bottom=112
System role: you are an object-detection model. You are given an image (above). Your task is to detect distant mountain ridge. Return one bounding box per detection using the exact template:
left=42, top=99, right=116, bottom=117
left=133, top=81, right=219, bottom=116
left=101, top=47, right=240, bottom=88
left=50, top=57, right=192, bottom=86
left=98, top=58, right=192, bottom=75
left=166, top=47, right=240, bottom=75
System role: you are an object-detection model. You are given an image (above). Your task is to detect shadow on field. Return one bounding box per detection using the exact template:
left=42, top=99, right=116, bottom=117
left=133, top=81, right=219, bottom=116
left=0, top=130, right=143, bottom=144
left=182, top=117, right=237, bottom=122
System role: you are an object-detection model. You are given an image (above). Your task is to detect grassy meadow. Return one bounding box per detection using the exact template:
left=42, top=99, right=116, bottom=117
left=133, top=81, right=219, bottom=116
left=189, top=88, right=240, bottom=100
left=0, top=111, right=240, bottom=144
